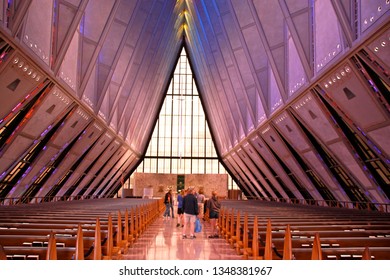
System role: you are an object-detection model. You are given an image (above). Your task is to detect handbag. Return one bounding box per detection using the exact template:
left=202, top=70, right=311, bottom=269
left=195, top=217, right=202, bottom=233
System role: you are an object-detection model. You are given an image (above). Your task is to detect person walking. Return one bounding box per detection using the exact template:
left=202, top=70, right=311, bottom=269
left=197, top=189, right=205, bottom=220
left=182, top=187, right=198, bottom=239
left=176, top=189, right=185, bottom=227
left=207, top=190, right=221, bottom=238
left=163, top=190, right=172, bottom=220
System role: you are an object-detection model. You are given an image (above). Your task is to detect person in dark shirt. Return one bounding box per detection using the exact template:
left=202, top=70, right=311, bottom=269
left=182, top=186, right=198, bottom=239
left=207, top=190, right=221, bottom=238
left=163, top=190, right=172, bottom=220
left=176, top=189, right=185, bottom=227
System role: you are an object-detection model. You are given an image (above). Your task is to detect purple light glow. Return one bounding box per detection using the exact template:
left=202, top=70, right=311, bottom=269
left=12, top=103, right=22, bottom=112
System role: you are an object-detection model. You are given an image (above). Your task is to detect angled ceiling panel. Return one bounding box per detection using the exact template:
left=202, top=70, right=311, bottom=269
left=0, top=0, right=388, bottom=204
left=21, top=0, right=53, bottom=65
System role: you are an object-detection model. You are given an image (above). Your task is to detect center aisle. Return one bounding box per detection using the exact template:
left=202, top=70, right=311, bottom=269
left=122, top=215, right=241, bottom=260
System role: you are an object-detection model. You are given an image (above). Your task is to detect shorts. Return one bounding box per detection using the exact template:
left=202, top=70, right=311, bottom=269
left=177, top=207, right=184, bottom=215
left=209, top=211, right=219, bottom=219
left=184, top=213, right=196, bottom=224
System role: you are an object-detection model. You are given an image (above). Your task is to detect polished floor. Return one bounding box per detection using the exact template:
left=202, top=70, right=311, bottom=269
left=122, top=214, right=241, bottom=260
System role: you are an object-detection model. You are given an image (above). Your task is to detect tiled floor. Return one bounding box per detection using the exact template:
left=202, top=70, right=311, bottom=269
left=122, top=215, right=242, bottom=260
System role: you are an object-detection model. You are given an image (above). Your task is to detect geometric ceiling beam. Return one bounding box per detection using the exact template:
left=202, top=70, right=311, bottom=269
left=228, top=0, right=270, bottom=118
left=237, top=147, right=277, bottom=199
left=185, top=27, right=235, bottom=153
left=117, top=1, right=171, bottom=134
left=95, top=1, right=141, bottom=113
left=229, top=152, right=262, bottom=199
left=108, top=10, right=154, bottom=125
left=106, top=1, right=144, bottom=123
left=278, top=0, right=313, bottom=78
left=123, top=2, right=179, bottom=143
left=330, top=0, right=354, bottom=47
left=128, top=0, right=185, bottom=150
left=78, top=0, right=121, bottom=99
left=202, top=0, right=247, bottom=139
left=248, top=0, right=288, bottom=104
left=8, top=0, right=32, bottom=37
left=223, top=0, right=262, bottom=126
left=186, top=0, right=240, bottom=148
left=53, top=0, right=89, bottom=75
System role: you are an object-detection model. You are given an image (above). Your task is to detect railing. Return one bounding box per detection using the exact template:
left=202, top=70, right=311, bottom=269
left=238, top=196, right=390, bottom=213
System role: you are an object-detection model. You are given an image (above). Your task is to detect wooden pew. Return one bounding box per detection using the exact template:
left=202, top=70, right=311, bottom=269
left=220, top=200, right=390, bottom=260
left=0, top=198, right=160, bottom=260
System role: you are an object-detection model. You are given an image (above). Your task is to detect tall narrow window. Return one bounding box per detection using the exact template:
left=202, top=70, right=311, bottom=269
left=133, top=48, right=236, bottom=189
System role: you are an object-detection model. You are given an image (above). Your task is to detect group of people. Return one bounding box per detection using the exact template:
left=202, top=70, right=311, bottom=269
left=163, top=188, right=221, bottom=239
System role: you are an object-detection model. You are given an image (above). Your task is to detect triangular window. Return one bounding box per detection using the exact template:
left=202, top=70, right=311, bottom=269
left=135, top=48, right=235, bottom=184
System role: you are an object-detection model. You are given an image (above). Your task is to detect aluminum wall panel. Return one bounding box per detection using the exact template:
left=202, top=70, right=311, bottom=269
left=88, top=145, right=126, bottom=196
left=104, top=155, right=137, bottom=198
left=242, top=142, right=289, bottom=199
left=320, top=62, right=387, bottom=129
left=0, top=135, right=32, bottom=175
left=22, top=87, right=71, bottom=138
left=274, top=111, right=350, bottom=201
left=36, top=122, right=104, bottom=197
left=95, top=150, right=133, bottom=197
left=0, top=52, right=45, bottom=120
left=223, top=156, right=254, bottom=197
left=70, top=139, right=121, bottom=196
left=260, top=125, right=323, bottom=200
left=8, top=109, right=91, bottom=196
left=0, top=92, right=72, bottom=175
left=237, top=146, right=276, bottom=199
left=328, top=141, right=386, bottom=204
left=367, top=126, right=390, bottom=158
left=292, top=92, right=386, bottom=202
left=34, top=153, right=79, bottom=198
left=50, top=108, right=90, bottom=147
left=366, top=27, right=390, bottom=68
left=249, top=135, right=304, bottom=199
left=292, top=92, right=339, bottom=143
left=273, top=112, right=310, bottom=152
left=302, top=150, right=349, bottom=201
left=7, top=146, right=60, bottom=198
left=57, top=132, right=113, bottom=196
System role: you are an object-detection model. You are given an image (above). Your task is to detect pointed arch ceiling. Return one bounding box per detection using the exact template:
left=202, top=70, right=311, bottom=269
left=0, top=0, right=389, bottom=204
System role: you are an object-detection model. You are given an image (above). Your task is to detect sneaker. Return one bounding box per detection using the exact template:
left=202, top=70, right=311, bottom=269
left=208, top=235, right=215, bottom=239
left=189, top=235, right=196, bottom=239
left=176, top=223, right=181, bottom=227
left=182, top=234, right=187, bottom=239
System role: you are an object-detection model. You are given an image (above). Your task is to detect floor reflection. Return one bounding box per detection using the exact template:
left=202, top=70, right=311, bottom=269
left=122, top=216, right=241, bottom=260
